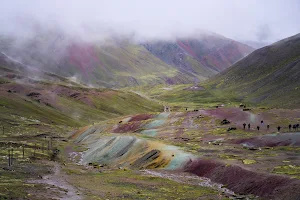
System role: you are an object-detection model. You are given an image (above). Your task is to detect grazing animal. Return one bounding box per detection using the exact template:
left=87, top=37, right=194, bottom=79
left=289, top=124, right=292, bottom=131
left=257, top=126, right=260, bottom=131
left=267, top=124, right=270, bottom=130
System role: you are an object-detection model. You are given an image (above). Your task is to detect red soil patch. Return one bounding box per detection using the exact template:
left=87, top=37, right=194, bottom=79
left=113, top=121, right=142, bottom=133
left=176, top=40, right=197, bottom=57
left=70, top=126, right=89, bottom=139
left=0, top=81, right=119, bottom=112
left=184, top=159, right=300, bottom=199
left=68, top=44, right=100, bottom=77
left=129, top=114, right=153, bottom=122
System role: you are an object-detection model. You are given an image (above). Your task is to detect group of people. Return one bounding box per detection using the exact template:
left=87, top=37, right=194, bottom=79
left=242, top=120, right=288, bottom=132
left=289, top=124, right=300, bottom=131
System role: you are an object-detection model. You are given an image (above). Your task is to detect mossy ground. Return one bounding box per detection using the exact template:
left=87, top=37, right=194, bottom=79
left=0, top=138, right=54, bottom=199
left=64, top=164, right=226, bottom=200
left=1, top=80, right=300, bottom=199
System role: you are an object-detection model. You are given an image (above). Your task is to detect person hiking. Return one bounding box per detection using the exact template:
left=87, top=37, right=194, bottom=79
left=277, top=126, right=281, bottom=132
left=261, top=120, right=264, bottom=125
left=248, top=123, right=250, bottom=130
left=257, top=126, right=260, bottom=131
left=267, top=124, right=270, bottom=130
left=289, top=124, right=292, bottom=131
left=293, top=124, right=297, bottom=131
left=243, top=123, right=246, bottom=130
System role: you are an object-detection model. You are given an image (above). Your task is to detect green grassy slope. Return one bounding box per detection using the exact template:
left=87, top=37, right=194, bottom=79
left=131, top=84, right=240, bottom=109
left=0, top=66, right=162, bottom=135
left=206, top=33, right=300, bottom=108
left=89, top=40, right=195, bottom=87
left=131, top=33, right=300, bottom=109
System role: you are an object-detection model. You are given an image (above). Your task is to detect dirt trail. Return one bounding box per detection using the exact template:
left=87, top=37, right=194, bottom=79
left=28, top=162, right=82, bottom=200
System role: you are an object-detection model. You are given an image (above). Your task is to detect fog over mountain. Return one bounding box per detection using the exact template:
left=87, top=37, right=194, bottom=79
left=1, top=0, right=299, bottom=43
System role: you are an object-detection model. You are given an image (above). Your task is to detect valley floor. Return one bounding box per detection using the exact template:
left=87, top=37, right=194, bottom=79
left=1, top=104, right=300, bottom=199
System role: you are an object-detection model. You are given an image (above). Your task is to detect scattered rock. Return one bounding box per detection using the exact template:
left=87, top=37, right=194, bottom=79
left=221, top=119, right=230, bottom=125
left=227, top=127, right=237, bottom=131
left=243, top=108, right=251, bottom=111
left=69, top=93, right=80, bottom=98
left=27, top=92, right=41, bottom=97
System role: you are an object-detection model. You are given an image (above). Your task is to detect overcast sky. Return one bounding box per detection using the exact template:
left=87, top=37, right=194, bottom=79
left=1, top=0, right=300, bottom=43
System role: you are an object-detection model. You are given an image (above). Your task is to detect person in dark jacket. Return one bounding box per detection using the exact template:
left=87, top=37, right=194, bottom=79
left=277, top=126, right=281, bottom=132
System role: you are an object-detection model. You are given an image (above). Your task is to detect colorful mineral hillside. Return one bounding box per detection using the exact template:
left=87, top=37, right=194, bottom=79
left=1, top=2, right=300, bottom=199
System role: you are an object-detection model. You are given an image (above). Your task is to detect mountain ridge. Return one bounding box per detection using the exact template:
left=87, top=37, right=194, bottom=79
left=207, top=33, right=300, bottom=108
left=0, top=28, right=253, bottom=88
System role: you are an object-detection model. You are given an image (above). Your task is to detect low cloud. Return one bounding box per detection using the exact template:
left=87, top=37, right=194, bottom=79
left=0, top=0, right=300, bottom=43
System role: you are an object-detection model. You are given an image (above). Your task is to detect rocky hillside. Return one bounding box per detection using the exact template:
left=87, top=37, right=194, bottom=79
left=143, top=33, right=254, bottom=73
left=207, top=33, right=300, bottom=108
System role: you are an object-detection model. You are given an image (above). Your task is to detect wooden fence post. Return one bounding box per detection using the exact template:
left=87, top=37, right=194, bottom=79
left=11, top=148, right=13, bottom=166
left=23, top=145, right=25, bottom=158
left=8, top=149, right=10, bottom=167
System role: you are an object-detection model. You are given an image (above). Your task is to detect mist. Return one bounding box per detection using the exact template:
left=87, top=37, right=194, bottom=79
left=1, top=0, right=300, bottom=43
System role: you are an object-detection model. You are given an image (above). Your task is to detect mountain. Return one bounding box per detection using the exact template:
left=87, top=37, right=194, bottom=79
left=0, top=53, right=162, bottom=134
left=207, top=33, right=300, bottom=108
left=0, top=34, right=194, bottom=88
left=0, top=28, right=253, bottom=88
left=143, top=33, right=254, bottom=73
